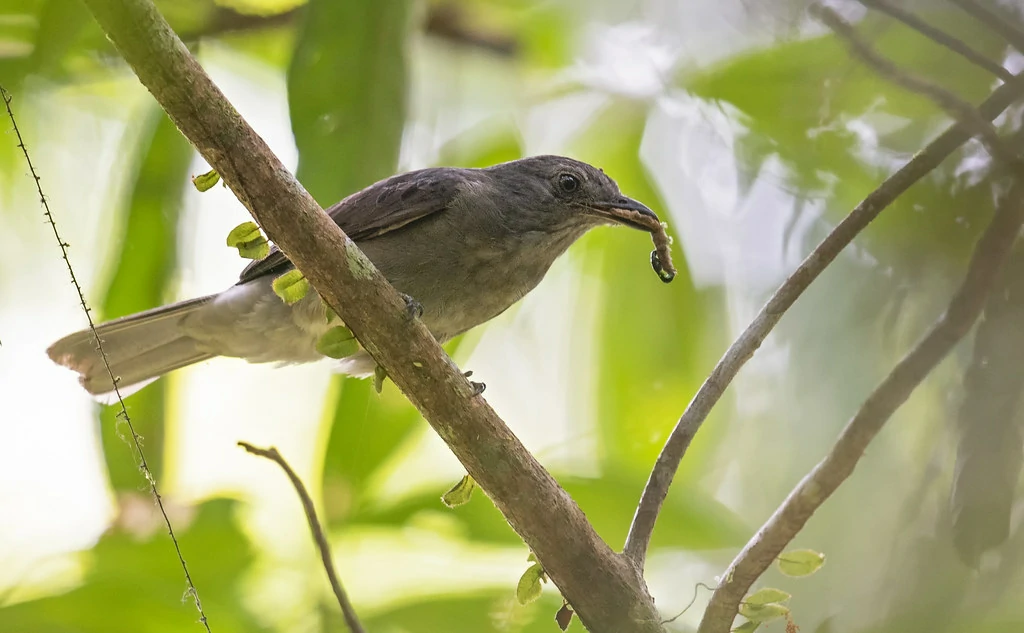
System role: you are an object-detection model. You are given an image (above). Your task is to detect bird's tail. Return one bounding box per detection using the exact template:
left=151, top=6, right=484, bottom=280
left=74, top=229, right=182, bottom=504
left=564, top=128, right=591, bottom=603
left=47, top=296, right=216, bottom=398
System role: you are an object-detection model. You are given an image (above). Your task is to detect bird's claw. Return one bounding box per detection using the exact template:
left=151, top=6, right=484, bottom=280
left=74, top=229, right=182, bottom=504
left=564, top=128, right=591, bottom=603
left=463, top=371, right=485, bottom=396
left=401, top=293, right=424, bottom=320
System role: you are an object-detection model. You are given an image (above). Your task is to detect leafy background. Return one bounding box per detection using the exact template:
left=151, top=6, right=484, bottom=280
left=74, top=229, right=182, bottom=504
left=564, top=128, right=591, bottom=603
left=0, top=0, right=1023, bottom=632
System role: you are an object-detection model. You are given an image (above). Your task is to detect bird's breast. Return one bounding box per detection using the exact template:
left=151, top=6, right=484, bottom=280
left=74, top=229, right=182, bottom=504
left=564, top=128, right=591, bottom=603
left=361, top=227, right=564, bottom=341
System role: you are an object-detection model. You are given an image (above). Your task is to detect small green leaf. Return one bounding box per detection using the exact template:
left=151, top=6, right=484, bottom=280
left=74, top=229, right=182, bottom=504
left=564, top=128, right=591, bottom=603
left=738, top=602, right=789, bottom=623
left=226, top=222, right=270, bottom=260
left=226, top=221, right=263, bottom=247
left=236, top=237, right=270, bottom=260
left=777, top=549, right=826, bottom=577
left=192, top=168, right=220, bottom=191
left=316, top=326, right=359, bottom=359
left=744, top=588, right=791, bottom=606
left=322, top=298, right=338, bottom=323
left=272, top=270, right=310, bottom=305
left=441, top=475, right=475, bottom=508
left=732, top=621, right=761, bottom=633
left=527, top=552, right=538, bottom=563
left=516, top=563, right=545, bottom=605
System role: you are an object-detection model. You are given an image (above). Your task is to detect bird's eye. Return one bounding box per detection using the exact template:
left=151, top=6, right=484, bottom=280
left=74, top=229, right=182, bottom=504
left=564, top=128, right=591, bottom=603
left=558, top=173, right=580, bottom=193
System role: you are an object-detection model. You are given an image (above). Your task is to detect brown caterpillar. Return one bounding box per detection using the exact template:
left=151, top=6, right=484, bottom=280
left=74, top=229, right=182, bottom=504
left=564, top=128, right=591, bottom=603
left=615, top=208, right=676, bottom=283
left=648, top=222, right=676, bottom=283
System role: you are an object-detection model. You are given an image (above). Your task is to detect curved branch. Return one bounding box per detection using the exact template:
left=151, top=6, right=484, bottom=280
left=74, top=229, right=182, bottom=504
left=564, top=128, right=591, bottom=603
left=622, top=66, right=1024, bottom=570
left=80, top=1, right=660, bottom=631
left=697, top=6, right=1024, bottom=631
left=697, top=177, right=1024, bottom=633
left=239, top=442, right=365, bottom=633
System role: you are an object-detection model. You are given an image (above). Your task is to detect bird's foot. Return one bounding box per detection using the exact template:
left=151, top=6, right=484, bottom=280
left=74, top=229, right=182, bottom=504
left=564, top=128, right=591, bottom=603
left=463, top=370, right=486, bottom=396
left=401, top=293, right=424, bottom=320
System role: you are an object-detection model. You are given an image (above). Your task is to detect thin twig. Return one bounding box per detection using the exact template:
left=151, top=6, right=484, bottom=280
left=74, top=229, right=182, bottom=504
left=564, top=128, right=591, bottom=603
left=661, top=582, right=717, bottom=625
left=948, top=0, right=1024, bottom=54
left=238, top=442, right=365, bottom=633
left=697, top=179, right=1024, bottom=633
left=622, top=67, right=1024, bottom=570
left=858, top=0, right=1015, bottom=81
left=814, top=4, right=1018, bottom=164
left=1, top=85, right=211, bottom=632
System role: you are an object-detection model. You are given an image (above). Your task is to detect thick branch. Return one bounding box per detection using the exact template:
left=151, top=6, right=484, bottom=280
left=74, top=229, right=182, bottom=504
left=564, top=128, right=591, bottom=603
left=697, top=179, right=1024, bottom=633
left=622, top=66, right=1024, bottom=570
left=80, top=1, right=660, bottom=631
left=858, top=0, right=1015, bottom=82
left=239, top=442, right=365, bottom=633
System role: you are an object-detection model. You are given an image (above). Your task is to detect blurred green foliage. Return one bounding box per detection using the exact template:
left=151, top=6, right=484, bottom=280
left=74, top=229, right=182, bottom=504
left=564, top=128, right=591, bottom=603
left=3, top=1, right=1024, bottom=633
left=0, top=500, right=269, bottom=633
left=99, top=109, right=193, bottom=489
left=572, top=100, right=714, bottom=475
left=686, top=11, right=1008, bottom=272
left=288, top=0, right=408, bottom=204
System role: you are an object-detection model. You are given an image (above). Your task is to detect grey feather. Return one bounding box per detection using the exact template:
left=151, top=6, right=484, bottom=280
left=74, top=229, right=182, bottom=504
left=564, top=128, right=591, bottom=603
left=238, top=167, right=465, bottom=283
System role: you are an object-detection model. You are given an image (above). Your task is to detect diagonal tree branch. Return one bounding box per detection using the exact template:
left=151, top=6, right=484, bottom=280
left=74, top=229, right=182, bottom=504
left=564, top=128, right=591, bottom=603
left=950, top=242, right=1024, bottom=566
left=79, top=1, right=661, bottom=631
left=695, top=6, right=1024, bottom=632
left=697, top=176, right=1024, bottom=633
left=947, top=0, right=1024, bottom=54
left=858, top=0, right=1015, bottom=82
left=622, top=65, right=1024, bottom=570
left=815, top=4, right=1019, bottom=164
left=239, top=442, right=365, bottom=633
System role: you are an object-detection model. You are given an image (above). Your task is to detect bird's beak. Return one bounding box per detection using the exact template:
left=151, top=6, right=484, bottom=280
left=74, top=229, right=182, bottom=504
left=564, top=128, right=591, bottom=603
left=587, top=196, right=661, bottom=232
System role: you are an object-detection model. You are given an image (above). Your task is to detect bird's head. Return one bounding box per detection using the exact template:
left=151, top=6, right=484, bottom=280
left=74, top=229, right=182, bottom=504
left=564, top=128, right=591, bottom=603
left=485, top=155, right=662, bottom=235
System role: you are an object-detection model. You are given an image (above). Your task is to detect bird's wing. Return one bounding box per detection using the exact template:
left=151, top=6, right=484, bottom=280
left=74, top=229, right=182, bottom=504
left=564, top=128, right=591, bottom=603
left=238, top=168, right=468, bottom=284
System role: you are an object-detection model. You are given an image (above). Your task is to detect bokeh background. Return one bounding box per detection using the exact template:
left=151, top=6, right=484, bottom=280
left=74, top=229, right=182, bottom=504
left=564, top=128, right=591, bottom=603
left=1, top=0, right=1023, bottom=631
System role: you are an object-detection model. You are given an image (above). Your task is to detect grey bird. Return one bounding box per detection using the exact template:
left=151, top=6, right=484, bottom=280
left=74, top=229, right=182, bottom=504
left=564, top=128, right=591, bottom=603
left=48, top=155, right=665, bottom=397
